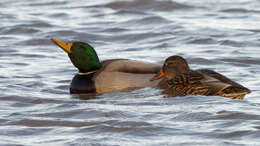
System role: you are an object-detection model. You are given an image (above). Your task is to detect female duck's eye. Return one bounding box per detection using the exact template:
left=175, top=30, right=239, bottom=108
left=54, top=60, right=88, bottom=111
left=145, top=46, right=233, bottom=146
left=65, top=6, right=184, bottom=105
left=164, top=62, right=173, bottom=67
left=166, top=62, right=174, bottom=66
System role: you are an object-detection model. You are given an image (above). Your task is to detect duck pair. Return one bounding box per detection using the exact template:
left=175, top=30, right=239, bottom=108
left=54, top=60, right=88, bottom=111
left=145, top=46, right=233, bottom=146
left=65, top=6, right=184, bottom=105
left=52, top=39, right=250, bottom=99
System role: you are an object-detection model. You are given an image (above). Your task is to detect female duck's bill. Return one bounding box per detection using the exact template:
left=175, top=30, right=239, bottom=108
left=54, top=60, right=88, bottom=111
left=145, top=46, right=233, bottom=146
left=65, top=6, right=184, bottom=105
left=150, top=69, right=164, bottom=81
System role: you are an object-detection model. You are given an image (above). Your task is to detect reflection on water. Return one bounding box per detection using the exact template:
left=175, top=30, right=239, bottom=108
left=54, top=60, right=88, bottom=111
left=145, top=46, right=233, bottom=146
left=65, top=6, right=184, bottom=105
left=1, top=0, right=260, bottom=145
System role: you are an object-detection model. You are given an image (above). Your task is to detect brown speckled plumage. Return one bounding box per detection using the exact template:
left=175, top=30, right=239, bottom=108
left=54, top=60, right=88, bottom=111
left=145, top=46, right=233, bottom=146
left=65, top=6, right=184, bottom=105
left=154, top=56, right=251, bottom=99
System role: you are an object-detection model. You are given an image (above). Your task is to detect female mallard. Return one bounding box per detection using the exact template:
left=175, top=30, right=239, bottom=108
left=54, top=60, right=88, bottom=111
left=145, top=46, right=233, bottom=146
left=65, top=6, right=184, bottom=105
left=150, top=56, right=251, bottom=99
left=51, top=38, right=163, bottom=94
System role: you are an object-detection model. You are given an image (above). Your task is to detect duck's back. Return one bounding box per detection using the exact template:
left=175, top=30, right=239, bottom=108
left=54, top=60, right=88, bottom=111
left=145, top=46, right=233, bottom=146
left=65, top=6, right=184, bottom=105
left=165, top=71, right=225, bottom=96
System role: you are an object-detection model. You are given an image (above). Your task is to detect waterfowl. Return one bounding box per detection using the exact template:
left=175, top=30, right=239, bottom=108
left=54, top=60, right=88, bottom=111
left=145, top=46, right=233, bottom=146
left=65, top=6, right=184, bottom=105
left=51, top=38, right=163, bottom=94
left=151, top=56, right=251, bottom=99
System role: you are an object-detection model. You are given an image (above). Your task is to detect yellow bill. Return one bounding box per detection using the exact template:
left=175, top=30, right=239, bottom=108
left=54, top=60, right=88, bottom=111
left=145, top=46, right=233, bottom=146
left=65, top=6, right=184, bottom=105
left=51, top=38, right=72, bottom=54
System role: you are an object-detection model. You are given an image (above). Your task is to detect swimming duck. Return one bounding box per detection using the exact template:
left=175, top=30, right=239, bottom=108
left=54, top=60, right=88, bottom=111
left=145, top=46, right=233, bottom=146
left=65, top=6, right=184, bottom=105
left=51, top=38, right=163, bottom=94
left=151, top=56, right=251, bottom=99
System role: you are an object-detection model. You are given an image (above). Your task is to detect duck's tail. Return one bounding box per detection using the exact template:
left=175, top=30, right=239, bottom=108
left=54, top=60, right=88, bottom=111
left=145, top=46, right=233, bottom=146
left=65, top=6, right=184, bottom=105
left=218, top=86, right=251, bottom=99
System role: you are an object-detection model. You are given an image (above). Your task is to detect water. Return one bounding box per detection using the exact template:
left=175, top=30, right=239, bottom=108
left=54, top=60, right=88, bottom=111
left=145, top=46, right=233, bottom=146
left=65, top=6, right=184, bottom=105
left=1, top=0, right=260, bottom=145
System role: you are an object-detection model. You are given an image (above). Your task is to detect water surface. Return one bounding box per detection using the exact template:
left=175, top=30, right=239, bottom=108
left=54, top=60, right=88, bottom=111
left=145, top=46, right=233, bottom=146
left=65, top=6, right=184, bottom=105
left=1, top=0, right=260, bottom=145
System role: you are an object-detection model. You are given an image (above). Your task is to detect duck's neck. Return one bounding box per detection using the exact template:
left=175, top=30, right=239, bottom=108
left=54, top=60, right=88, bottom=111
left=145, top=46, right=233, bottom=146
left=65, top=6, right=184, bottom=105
left=78, top=69, right=99, bottom=75
left=77, top=64, right=101, bottom=74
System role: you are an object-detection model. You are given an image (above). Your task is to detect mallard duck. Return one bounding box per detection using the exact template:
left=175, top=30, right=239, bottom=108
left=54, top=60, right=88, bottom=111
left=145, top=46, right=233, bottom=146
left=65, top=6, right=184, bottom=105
left=150, top=56, right=251, bottom=99
left=51, top=38, right=163, bottom=94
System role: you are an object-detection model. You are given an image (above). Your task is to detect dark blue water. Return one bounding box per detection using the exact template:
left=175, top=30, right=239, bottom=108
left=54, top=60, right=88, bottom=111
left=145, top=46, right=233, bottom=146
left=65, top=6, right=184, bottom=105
left=1, top=0, right=260, bottom=145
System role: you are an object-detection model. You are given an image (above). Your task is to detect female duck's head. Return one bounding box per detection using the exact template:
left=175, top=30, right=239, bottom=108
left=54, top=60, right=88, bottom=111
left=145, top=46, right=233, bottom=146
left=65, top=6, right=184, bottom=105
left=151, top=56, right=190, bottom=81
left=51, top=38, right=101, bottom=73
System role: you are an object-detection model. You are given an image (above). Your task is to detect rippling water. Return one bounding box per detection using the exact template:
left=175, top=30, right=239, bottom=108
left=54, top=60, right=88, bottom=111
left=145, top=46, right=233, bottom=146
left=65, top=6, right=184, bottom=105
left=1, top=0, right=260, bottom=145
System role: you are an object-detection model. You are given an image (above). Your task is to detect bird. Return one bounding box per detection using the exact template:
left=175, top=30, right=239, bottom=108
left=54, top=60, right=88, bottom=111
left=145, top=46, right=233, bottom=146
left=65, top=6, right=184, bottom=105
left=51, top=38, right=164, bottom=94
left=150, top=55, right=251, bottom=99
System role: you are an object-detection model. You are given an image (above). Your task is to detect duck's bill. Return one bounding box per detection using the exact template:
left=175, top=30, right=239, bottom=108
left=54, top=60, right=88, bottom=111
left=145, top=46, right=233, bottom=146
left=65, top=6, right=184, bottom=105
left=150, top=69, right=165, bottom=81
left=51, top=38, right=72, bottom=54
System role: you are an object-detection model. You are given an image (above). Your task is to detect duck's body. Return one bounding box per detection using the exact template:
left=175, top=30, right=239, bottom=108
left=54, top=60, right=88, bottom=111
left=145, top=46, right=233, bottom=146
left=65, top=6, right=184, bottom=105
left=161, top=69, right=250, bottom=99
left=51, top=38, right=164, bottom=94
left=70, top=59, right=163, bottom=93
left=152, top=56, right=250, bottom=99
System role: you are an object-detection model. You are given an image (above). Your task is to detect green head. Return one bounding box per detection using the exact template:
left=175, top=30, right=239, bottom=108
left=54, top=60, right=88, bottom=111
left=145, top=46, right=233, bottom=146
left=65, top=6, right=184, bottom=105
left=51, top=38, right=101, bottom=73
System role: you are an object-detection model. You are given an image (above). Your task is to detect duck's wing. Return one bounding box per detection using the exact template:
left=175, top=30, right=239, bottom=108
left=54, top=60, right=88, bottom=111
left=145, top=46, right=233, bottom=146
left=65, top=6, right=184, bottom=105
left=196, top=69, right=251, bottom=99
left=196, top=69, right=250, bottom=91
left=100, top=59, right=161, bottom=74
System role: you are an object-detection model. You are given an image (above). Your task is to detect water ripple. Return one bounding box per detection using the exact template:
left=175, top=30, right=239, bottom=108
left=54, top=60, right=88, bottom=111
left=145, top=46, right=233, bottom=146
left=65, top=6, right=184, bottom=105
left=0, top=0, right=259, bottom=145
left=91, top=0, right=191, bottom=12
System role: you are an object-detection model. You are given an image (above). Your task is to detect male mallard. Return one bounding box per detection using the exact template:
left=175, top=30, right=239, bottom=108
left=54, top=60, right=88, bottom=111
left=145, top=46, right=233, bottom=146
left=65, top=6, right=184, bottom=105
left=51, top=38, right=163, bottom=94
left=151, top=56, right=251, bottom=99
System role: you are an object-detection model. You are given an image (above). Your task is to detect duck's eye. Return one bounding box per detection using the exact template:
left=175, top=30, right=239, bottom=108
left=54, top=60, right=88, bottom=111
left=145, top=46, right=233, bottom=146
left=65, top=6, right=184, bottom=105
left=79, top=45, right=86, bottom=51
left=166, top=62, right=174, bottom=66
